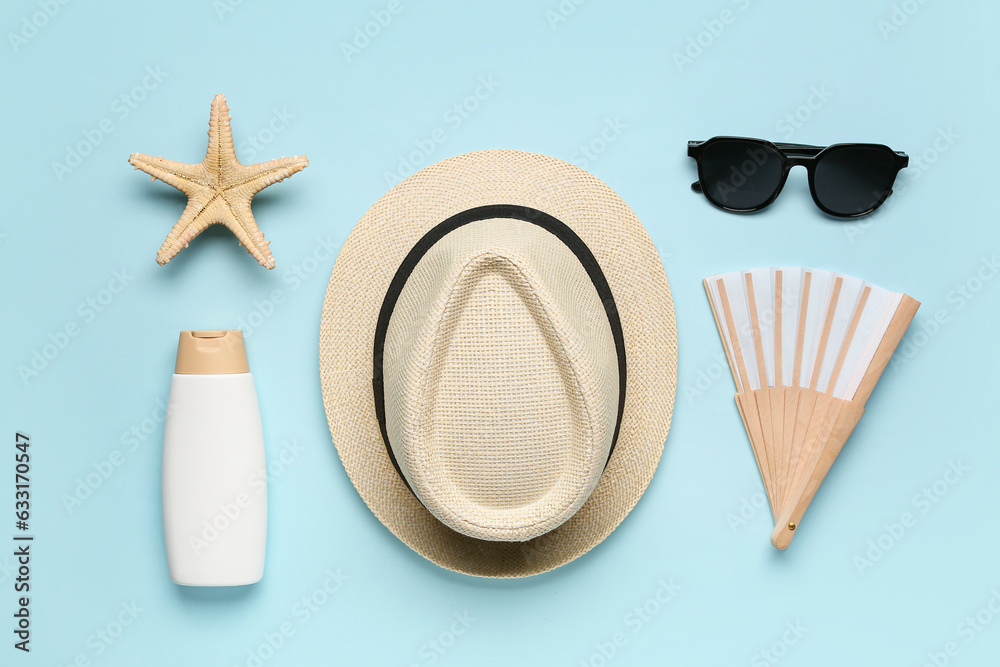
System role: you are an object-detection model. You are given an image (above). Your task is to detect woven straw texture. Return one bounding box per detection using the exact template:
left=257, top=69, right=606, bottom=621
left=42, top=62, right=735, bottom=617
left=320, top=150, right=677, bottom=577
left=384, top=219, right=620, bottom=542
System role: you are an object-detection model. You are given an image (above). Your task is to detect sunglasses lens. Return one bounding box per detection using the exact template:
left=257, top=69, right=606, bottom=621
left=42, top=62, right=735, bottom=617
left=699, top=140, right=783, bottom=211
left=813, top=147, right=898, bottom=216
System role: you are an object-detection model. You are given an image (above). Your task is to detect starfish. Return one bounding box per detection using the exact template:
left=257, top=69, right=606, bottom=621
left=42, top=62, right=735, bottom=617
left=129, top=94, right=308, bottom=269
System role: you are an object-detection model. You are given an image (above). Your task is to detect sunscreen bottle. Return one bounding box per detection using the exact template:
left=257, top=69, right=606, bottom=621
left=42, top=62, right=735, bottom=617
left=162, top=330, right=266, bottom=586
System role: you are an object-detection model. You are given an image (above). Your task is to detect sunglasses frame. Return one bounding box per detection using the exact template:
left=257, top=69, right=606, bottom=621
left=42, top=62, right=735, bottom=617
left=687, top=136, right=909, bottom=218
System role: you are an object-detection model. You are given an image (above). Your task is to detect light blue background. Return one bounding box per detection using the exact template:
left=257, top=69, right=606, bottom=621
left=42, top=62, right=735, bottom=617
left=2, top=0, right=998, bottom=665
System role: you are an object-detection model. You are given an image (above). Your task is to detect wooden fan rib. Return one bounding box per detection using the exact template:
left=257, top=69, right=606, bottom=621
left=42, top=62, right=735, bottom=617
left=715, top=277, right=777, bottom=511
left=780, top=386, right=798, bottom=516
left=852, top=295, right=921, bottom=405
left=826, top=285, right=872, bottom=396
left=786, top=389, right=816, bottom=505
left=774, top=270, right=784, bottom=386
left=792, top=271, right=812, bottom=388
left=783, top=270, right=811, bottom=514
left=744, top=273, right=777, bottom=508
left=716, top=278, right=751, bottom=393
left=793, top=394, right=841, bottom=497
left=770, top=386, right=786, bottom=512
left=738, top=392, right=777, bottom=517
left=773, top=270, right=785, bottom=511
left=809, top=276, right=843, bottom=391
left=745, top=273, right=769, bottom=388
left=703, top=278, right=740, bottom=393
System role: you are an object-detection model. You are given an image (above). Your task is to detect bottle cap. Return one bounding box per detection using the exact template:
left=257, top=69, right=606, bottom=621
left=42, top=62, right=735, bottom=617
left=175, top=330, right=250, bottom=374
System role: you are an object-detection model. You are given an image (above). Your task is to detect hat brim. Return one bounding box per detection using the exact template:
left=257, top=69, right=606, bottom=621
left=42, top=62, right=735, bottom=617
left=319, top=150, right=677, bottom=577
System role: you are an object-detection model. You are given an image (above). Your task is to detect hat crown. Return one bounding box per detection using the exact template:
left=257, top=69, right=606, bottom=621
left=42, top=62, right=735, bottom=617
left=383, top=218, right=619, bottom=542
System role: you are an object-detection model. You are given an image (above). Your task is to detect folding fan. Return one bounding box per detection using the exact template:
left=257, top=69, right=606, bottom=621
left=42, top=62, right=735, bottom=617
left=704, top=267, right=919, bottom=549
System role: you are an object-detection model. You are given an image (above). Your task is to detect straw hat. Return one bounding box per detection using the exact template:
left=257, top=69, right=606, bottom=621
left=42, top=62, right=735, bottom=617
left=319, top=150, right=676, bottom=577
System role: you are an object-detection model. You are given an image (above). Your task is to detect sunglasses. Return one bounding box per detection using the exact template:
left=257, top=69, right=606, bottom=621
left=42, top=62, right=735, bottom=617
left=687, top=137, right=909, bottom=218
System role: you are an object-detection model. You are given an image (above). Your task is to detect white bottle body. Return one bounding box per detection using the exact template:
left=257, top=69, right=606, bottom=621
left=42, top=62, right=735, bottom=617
left=162, top=372, right=267, bottom=586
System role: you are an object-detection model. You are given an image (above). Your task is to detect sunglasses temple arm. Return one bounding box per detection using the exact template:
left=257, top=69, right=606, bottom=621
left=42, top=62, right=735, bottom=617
left=690, top=181, right=703, bottom=193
